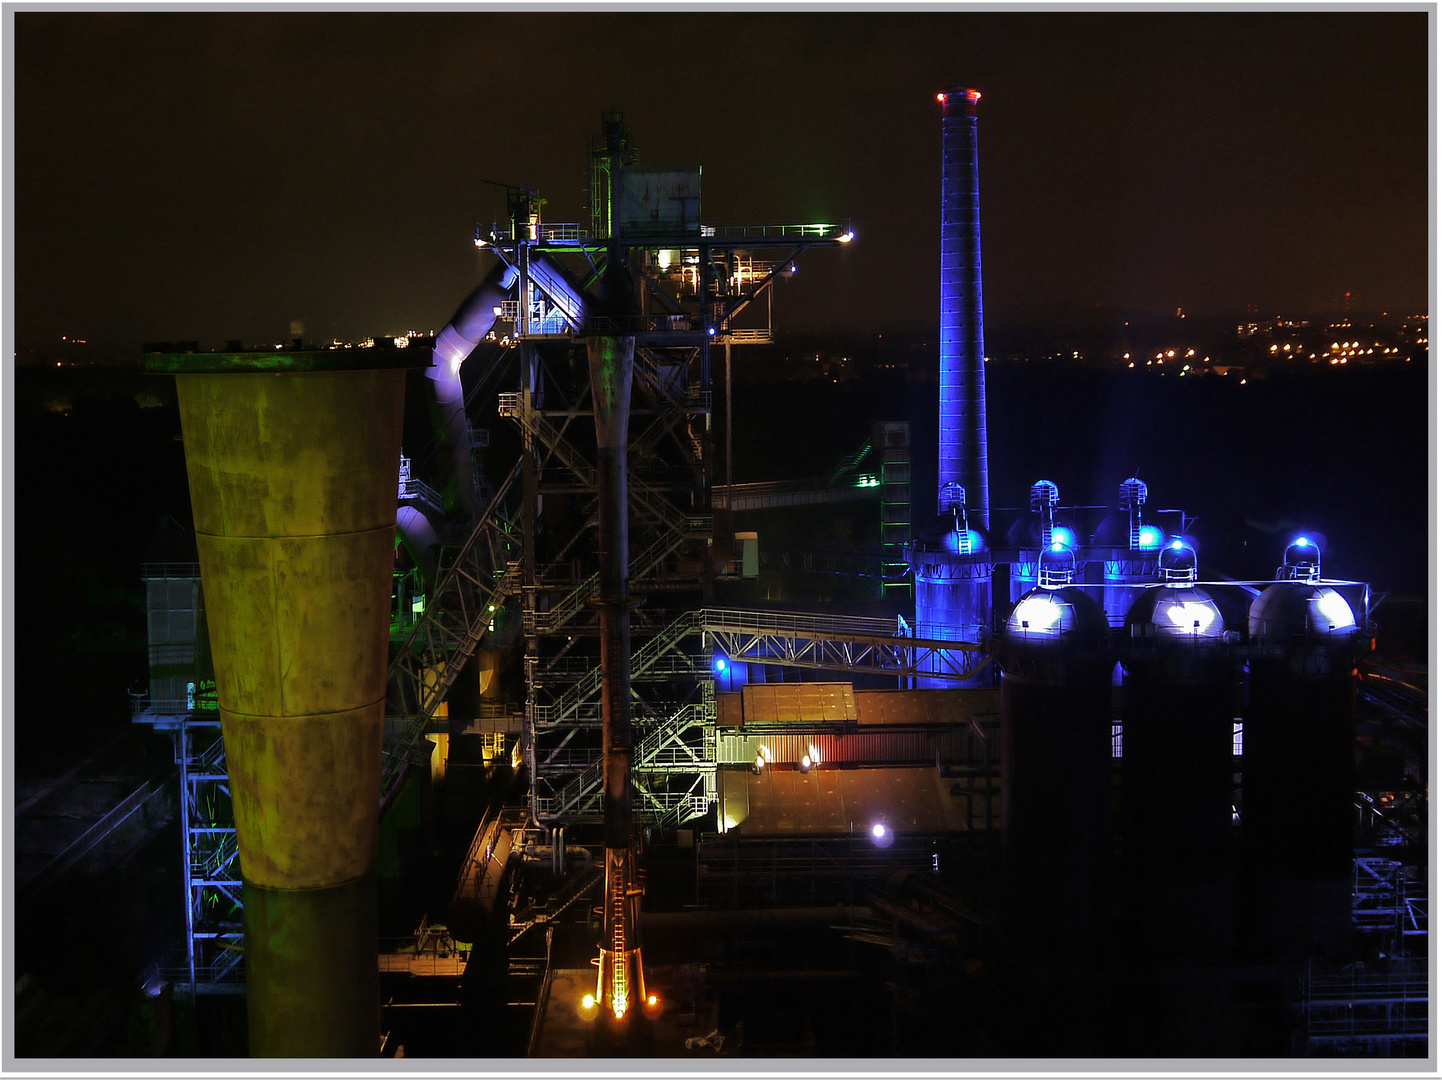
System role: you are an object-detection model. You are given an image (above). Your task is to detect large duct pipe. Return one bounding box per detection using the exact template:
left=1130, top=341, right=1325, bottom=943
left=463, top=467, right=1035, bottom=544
left=154, top=348, right=416, bottom=1056
left=429, top=260, right=518, bottom=518
left=430, top=254, right=586, bottom=519
left=937, top=87, right=989, bottom=531
left=395, top=504, right=442, bottom=591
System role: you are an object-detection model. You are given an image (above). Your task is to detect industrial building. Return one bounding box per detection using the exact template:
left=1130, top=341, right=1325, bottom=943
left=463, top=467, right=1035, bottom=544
left=130, top=95, right=1425, bottom=1058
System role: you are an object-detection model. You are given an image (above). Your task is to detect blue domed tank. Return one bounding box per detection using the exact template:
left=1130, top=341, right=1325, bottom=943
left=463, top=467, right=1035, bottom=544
left=1241, top=580, right=1360, bottom=959
left=1119, top=584, right=1236, bottom=961
left=994, top=585, right=1113, bottom=965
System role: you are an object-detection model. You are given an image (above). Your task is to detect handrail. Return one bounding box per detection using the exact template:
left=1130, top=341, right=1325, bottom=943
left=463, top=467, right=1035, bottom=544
left=20, top=771, right=175, bottom=897
left=381, top=461, right=524, bottom=800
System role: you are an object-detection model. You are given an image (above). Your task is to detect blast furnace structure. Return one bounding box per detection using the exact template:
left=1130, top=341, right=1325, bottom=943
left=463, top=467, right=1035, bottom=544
left=133, top=94, right=1419, bottom=1060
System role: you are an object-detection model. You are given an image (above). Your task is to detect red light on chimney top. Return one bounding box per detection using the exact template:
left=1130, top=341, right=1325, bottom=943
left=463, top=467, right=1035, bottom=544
left=966, top=89, right=982, bottom=102
left=936, top=92, right=946, bottom=103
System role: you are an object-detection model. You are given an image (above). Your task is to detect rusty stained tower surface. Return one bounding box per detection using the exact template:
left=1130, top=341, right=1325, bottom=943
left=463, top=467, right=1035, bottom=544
left=937, top=87, right=989, bottom=530
left=151, top=347, right=418, bottom=1057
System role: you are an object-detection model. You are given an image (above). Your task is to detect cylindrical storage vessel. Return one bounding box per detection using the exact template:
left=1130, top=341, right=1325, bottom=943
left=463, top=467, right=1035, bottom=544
left=911, top=531, right=992, bottom=688
left=994, top=585, right=1114, bottom=967
left=1241, top=582, right=1361, bottom=960
left=1119, top=585, right=1237, bottom=962
left=153, top=347, right=416, bottom=1056
left=1009, top=554, right=1038, bottom=604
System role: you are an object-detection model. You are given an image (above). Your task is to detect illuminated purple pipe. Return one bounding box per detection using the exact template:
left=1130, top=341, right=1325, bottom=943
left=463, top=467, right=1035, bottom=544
left=395, top=504, right=441, bottom=589
left=937, top=87, right=989, bottom=530
left=429, top=260, right=518, bottom=518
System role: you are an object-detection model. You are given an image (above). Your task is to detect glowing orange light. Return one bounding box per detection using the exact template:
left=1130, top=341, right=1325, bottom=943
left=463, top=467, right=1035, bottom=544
left=936, top=92, right=946, bottom=103
left=966, top=89, right=982, bottom=102
left=648, top=994, right=658, bottom=1007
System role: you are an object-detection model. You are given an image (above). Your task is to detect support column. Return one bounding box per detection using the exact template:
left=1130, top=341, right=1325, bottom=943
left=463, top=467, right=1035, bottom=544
left=586, top=331, right=645, bottom=1030
left=155, top=349, right=415, bottom=1057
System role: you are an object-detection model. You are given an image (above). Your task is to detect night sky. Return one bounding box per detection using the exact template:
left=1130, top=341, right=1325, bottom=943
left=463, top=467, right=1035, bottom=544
left=12, top=11, right=1429, bottom=351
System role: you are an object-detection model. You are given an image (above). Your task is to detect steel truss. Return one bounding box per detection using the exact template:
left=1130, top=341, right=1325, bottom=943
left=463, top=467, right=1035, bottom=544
left=134, top=564, right=245, bottom=995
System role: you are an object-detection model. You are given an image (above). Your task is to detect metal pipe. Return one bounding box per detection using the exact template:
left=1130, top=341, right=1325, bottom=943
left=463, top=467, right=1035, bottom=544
left=429, top=260, right=518, bottom=519
left=585, top=234, right=645, bottom=1029
left=588, top=329, right=640, bottom=1022
left=395, top=504, right=441, bottom=591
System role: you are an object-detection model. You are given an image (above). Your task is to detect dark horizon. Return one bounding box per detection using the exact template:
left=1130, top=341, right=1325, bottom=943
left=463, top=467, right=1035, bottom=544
left=12, top=11, right=1429, bottom=352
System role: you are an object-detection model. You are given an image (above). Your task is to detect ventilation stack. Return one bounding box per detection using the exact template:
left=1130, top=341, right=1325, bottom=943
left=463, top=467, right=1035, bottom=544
left=937, top=87, right=989, bottom=531
left=151, top=347, right=417, bottom=1056
left=909, top=88, right=993, bottom=653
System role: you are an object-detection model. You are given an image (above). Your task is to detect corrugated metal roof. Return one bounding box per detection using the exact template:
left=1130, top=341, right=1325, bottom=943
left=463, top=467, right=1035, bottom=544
left=855, top=688, right=1000, bottom=726
left=717, top=765, right=992, bottom=835
left=742, top=682, right=858, bottom=723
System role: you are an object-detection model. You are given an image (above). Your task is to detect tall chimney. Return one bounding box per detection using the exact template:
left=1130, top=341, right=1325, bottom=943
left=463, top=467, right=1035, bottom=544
left=937, top=87, right=989, bottom=531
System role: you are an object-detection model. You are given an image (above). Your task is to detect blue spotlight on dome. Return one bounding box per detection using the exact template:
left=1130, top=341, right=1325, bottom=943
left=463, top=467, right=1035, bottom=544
left=1136, top=525, right=1163, bottom=550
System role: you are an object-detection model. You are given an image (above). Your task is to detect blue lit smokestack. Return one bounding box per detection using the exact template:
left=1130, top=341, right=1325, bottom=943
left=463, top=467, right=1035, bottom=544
left=937, top=87, right=988, bottom=530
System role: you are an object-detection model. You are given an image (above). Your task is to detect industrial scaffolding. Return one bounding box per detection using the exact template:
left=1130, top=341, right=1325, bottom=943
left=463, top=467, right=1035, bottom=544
left=132, top=563, right=244, bottom=995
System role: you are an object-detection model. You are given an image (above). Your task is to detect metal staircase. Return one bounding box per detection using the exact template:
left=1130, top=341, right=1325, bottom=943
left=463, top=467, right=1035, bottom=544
left=382, top=460, right=525, bottom=801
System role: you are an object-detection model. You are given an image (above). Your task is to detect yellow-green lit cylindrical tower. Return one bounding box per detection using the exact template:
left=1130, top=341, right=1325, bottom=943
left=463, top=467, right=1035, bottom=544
left=150, top=347, right=418, bottom=1057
